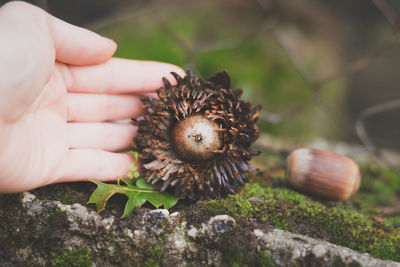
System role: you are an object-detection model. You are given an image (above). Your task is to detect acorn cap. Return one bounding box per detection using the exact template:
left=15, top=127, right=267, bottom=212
left=286, top=148, right=361, bottom=201
left=132, top=70, right=261, bottom=200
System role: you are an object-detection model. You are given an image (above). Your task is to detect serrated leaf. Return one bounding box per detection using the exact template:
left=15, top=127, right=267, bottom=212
left=87, top=181, right=121, bottom=213
left=88, top=177, right=179, bottom=219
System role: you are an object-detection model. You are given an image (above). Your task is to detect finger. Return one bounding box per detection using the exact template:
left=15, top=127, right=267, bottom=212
left=145, top=92, right=159, bottom=99
left=67, top=122, right=136, bottom=151
left=67, top=93, right=144, bottom=122
left=67, top=58, right=185, bottom=94
left=48, top=15, right=117, bottom=65
left=56, top=149, right=134, bottom=182
left=0, top=1, right=116, bottom=66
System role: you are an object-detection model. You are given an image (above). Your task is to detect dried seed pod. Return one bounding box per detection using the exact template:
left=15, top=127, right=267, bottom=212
left=132, top=70, right=261, bottom=200
left=286, top=148, right=361, bottom=201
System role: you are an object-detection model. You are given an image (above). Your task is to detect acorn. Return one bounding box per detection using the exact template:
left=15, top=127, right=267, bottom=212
left=286, top=148, right=361, bottom=201
left=132, top=70, right=261, bottom=200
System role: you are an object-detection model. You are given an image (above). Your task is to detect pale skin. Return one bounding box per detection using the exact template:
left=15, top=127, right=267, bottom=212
left=0, top=1, right=185, bottom=193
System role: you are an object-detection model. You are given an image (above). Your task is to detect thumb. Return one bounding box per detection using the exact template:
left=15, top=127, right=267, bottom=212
left=48, top=16, right=117, bottom=65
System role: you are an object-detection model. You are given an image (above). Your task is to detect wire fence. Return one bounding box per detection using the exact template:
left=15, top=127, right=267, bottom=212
left=157, top=0, right=400, bottom=170
left=29, top=0, right=400, bottom=169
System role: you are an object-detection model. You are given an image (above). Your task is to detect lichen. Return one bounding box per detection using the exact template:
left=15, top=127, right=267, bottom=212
left=190, top=171, right=400, bottom=262
left=1, top=158, right=399, bottom=265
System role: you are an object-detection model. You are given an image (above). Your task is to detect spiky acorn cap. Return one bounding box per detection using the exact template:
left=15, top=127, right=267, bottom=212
left=132, top=71, right=260, bottom=200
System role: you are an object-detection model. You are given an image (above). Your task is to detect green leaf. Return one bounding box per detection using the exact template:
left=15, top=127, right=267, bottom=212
left=121, top=190, right=148, bottom=218
left=88, top=177, right=179, bottom=219
left=88, top=151, right=179, bottom=218
left=135, top=177, right=156, bottom=190
left=127, top=151, right=140, bottom=179
left=87, top=181, right=118, bottom=213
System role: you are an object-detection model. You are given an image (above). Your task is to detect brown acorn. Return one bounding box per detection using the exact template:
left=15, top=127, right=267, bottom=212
left=132, top=70, right=261, bottom=200
left=286, top=148, right=361, bottom=201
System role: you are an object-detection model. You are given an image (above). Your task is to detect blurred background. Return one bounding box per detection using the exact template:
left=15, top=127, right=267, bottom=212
left=3, top=0, right=400, bottom=158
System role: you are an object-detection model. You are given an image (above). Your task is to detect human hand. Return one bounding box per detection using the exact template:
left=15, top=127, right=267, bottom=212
left=0, top=1, right=184, bottom=193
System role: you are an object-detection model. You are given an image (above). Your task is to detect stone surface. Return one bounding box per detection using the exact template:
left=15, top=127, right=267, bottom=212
left=0, top=190, right=399, bottom=266
left=255, top=229, right=400, bottom=267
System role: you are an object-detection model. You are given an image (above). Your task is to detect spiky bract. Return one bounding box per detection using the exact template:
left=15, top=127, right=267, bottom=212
left=132, top=71, right=260, bottom=200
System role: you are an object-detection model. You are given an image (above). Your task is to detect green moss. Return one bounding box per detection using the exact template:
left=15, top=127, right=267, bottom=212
left=197, top=181, right=400, bottom=262
left=352, top=163, right=400, bottom=217
left=129, top=237, right=166, bottom=267
left=260, top=252, right=275, bottom=267
left=385, top=216, right=400, bottom=228
left=0, top=194, right=31, bottom=256
left=144, top=243, right=162, bottom=267
left=51, top=248, right=93, bottom=267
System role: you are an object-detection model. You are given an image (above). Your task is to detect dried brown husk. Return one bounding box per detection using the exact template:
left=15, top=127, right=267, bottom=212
left=132, top=71, right=261, bottom=200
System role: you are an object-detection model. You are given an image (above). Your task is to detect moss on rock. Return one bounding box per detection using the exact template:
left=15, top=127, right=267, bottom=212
left=50, top=249, right=93, bottom=267
left=352, top=163, right=400, bottom=227
left=185, top=162, right=400, bottom=262
left=31, top=182, right=95, bottom=205
left=1, top=157, right=400, bottom=265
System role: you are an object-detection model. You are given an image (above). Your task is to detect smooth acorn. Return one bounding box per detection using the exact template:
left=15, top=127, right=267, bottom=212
left=170, top=114, right=222, bottom=163
left=286, top=148, right=361, bottom=201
